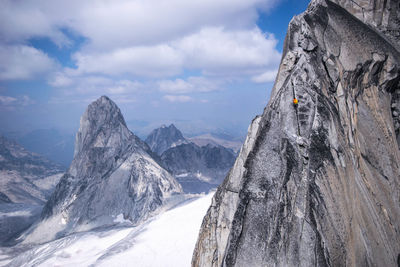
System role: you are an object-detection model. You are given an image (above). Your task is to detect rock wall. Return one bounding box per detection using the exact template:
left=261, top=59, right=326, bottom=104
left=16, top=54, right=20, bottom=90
left=331, top=0, right=400, bottom=48
left=192, top=0, right=400, bottom=266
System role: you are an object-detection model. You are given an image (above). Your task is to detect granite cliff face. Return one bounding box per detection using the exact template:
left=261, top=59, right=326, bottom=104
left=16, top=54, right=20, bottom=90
left=23, top=96, right=182, bottom=244
left=193, top=0, right=400, bottom=266
left=331, top=0, right=400, bottom=48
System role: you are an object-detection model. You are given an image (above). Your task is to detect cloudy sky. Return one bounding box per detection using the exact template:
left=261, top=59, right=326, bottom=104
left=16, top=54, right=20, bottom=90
left=0, top=0, right=309, bottom=138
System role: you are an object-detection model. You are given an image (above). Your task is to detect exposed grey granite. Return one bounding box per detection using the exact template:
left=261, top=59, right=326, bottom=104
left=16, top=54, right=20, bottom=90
left=192, top=0, right=400, bottom=266
left=23, top=96, right=182, bottom=244
left=330, top=0, right=400, bottom=48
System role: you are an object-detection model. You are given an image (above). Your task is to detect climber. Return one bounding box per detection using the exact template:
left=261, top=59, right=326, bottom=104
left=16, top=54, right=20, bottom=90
left=293, top=98, right=298, bottom=105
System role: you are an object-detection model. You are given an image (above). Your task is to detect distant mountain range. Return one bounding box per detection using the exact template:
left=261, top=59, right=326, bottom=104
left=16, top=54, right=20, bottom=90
left=188, top=133, right=243, bottom=153
left=0, top=135, right=64, bottom=246
left=0, top=135, right=64, bottom=205
left=145, top=124, right=189, bottom=155
left=1, top=127, right=243, bottom=169
left=145, top=124, right=238, bottom=193
left=2, top=129, right=75, bottom=168
left=18, top=129, right=75, bottom=168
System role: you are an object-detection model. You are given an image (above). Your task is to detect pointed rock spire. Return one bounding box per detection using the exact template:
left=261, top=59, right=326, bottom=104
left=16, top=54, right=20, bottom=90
left=24, top=96, right=182, bottom=244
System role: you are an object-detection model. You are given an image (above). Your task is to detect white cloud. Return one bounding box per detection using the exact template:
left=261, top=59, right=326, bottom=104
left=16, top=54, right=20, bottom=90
left=0, top=95, right=17, bottom=105
left=72, top=45, right=183, bottom=77
left=159, top=76, right=220, bottom=94
left=48, top=74, right=142, bottom=104
left=163, top=95, right=193, bottom=103
left=177, top=27, right=281, bottom=75
left=0, top=94, right=34, bottom=109
left=48, top=72, right=74, bottom=87
left=0, top=0, right=279, bottom=50
left=0, top=0, right=282, bottom=80
left=251, top=69, right=278, bottom=83
left=0, top=1, right=72, bottom=47
left=107, top=80, right=141, bottom=95
left=69, top=27, right=281, bottom=78
left=73, top=0, right=275, bottom=50
left=0, top=45, right=57, bottom=80
left=49, top=74, right=141, bottom=93
left=20, top=95, right=35, bottom=106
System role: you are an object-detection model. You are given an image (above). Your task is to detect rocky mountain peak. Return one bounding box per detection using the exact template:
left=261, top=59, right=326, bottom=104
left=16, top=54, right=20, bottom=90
left=25, top=96, right=182, bottom=244
left=145, top=123, right=188, bottom=155
left=74, top=95, right=130, bottom=157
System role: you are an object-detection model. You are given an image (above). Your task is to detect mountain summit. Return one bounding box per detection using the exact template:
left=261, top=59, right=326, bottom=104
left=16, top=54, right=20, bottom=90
left=193, top=0, right=400, bottom=266
left=145, top=124, right=188, bottom=155
left=24, top=96, right=182, bottom=244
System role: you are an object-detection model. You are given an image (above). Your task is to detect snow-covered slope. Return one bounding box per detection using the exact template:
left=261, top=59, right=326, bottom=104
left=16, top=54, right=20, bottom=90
left=0, top=192, right=213, bottom=267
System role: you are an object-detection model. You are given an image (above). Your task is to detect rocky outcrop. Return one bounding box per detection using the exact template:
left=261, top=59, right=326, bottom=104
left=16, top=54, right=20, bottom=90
left=23, top=96, right=182, bottom=244
left=145, top=124, right=189, bottom=155
left=192, top=0, right=400, bottom=266
left=0, top=135, right=64, bottom=205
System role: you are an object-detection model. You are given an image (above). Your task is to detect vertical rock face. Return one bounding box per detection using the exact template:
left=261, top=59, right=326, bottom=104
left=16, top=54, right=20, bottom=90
left=192, top=1, right=400, bottom=266
left=145, top=124, right=188, bottom=155
left=25, top=96, right=181, bottom=244
left=331, top=0, right=400, bottom=47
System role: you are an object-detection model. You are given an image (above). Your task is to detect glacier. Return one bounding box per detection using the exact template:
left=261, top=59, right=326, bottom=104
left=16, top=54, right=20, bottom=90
left=0, top=192, right=213, bottom=267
